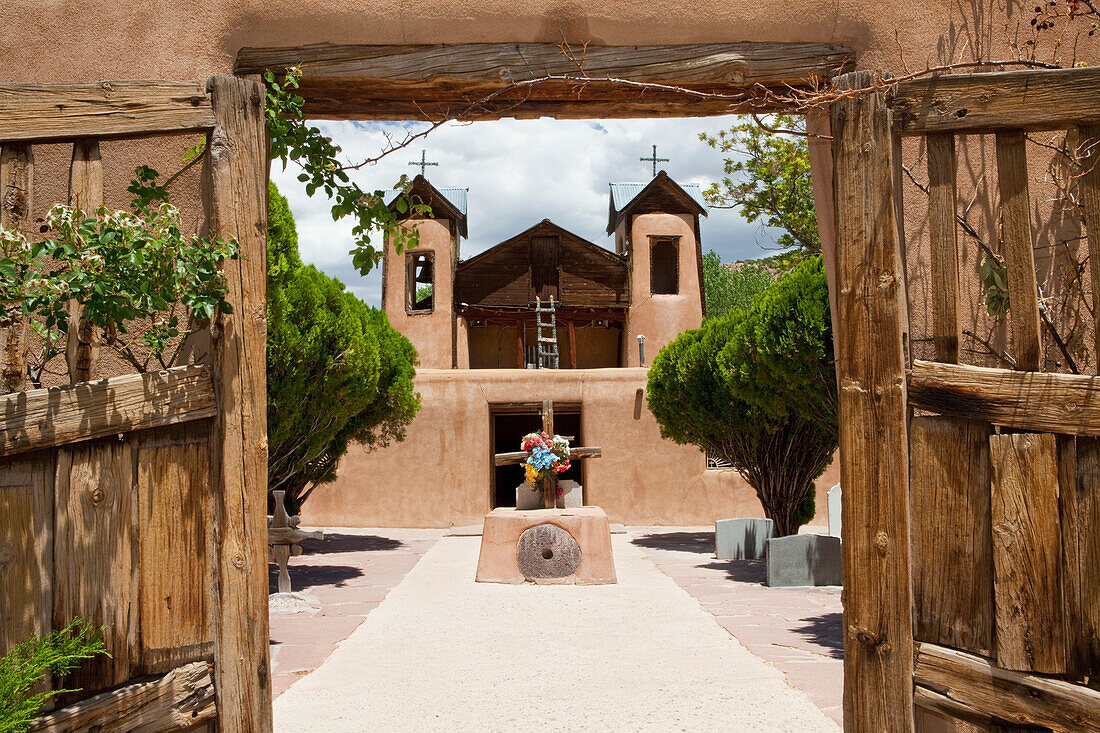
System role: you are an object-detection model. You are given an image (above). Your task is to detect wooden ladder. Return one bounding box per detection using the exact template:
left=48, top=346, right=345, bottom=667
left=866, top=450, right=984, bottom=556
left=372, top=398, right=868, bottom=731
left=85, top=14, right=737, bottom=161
left=535, top=296, right=559, bottom=369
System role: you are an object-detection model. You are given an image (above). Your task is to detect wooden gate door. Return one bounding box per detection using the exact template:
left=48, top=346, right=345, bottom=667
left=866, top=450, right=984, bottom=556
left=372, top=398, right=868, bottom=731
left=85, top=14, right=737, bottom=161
left=0, top=76, right=271, bottom=731
left=832, top=68, right=1100, bottom=732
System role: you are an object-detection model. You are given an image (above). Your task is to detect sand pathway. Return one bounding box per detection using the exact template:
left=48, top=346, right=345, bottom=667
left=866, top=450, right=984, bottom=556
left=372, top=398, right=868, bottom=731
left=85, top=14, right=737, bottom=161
left=273, top=534, right=839, bottom=732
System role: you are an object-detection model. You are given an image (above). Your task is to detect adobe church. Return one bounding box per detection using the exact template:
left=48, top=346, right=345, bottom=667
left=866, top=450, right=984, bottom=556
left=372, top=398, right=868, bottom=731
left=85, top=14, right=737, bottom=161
left=303, top=171, right=838, bottom=528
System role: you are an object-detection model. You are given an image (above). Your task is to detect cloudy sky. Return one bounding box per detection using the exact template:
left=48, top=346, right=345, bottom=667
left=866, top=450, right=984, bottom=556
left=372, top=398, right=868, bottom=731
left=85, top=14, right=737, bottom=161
left=271, top=115, right=787, bottom=304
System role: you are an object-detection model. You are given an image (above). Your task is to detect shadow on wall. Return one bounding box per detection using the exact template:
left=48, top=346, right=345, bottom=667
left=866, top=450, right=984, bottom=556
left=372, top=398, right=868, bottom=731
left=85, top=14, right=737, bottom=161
left=630, top=530, right=714, bottom=553
left=790, top=612, right=843, bottom=659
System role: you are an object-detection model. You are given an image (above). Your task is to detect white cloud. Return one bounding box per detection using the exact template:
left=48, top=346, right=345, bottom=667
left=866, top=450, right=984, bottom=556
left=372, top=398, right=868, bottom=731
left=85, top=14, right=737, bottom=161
left=270, top=116, right=790, bottom=305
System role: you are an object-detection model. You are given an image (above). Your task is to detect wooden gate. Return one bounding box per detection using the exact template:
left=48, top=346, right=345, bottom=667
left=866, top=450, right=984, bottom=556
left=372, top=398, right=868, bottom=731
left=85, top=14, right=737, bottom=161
left=0, top=77, right=271, bottom=731
left=832, top=68, right=1100, bottom=731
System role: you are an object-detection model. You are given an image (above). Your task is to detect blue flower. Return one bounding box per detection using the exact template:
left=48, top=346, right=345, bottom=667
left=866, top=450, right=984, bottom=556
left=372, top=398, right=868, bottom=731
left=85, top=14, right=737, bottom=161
left=527, top=446, right=557, bottom=471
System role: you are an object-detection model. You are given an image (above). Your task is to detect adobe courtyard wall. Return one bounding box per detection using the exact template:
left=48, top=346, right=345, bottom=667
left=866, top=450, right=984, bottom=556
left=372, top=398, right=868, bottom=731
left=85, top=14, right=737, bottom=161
left=302, top=367, right=839, bottom=528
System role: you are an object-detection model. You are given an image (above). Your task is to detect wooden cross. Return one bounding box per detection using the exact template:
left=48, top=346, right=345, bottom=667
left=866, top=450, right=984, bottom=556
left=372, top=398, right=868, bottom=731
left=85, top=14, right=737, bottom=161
left=640, top=144, right=669, bottom=177
left=409, top=149, right=439, bottom=176
left=268, top=489, right=324, bottom=594
left=493, top=400, right=602, bottom=509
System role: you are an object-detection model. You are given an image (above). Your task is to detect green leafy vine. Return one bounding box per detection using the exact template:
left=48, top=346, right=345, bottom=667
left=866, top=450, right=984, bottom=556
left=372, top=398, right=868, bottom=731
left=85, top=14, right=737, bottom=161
left=263, top=67, right=431, bottom=275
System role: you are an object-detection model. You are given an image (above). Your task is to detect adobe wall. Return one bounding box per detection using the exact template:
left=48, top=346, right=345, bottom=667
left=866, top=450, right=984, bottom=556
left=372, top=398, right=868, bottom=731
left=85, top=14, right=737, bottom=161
left=302, top=367, right=839, bottom=528
left=624, top=213, right=704, bottom=366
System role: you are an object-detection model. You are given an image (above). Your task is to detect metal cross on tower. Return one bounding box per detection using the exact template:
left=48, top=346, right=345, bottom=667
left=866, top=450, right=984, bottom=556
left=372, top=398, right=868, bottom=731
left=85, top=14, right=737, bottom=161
left=409, top=150, right=439, bottom=176
left=640, top=144, right=669, bottom=177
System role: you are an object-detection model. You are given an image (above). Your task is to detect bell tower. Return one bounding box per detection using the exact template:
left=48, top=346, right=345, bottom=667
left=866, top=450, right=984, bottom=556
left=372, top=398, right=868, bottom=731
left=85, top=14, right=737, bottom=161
left=607, top=171, right=707, bottom=366
left=381, top=175, right=468, bottom=369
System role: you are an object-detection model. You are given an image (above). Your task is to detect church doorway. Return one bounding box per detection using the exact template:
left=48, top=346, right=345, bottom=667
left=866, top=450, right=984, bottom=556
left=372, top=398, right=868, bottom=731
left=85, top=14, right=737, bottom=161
left=490, top=404, right=582, bottom=508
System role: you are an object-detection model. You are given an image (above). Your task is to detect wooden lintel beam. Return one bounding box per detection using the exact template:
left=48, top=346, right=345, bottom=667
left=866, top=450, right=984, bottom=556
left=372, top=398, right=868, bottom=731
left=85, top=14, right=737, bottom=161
left=889, top=66, right=1100, bottom=134
left=0, top=365, right=215, bottom=456
left=296, top=94, right=795, bottom=121
left=0, top=81, right=215, bottom=143
left=914, top=642, right=1100, bottom=732
left=908, top=359, right=1100, bottom=436
left=28, top=661, right=216, bottom=732
left=235, top=42, right=853, bottom=120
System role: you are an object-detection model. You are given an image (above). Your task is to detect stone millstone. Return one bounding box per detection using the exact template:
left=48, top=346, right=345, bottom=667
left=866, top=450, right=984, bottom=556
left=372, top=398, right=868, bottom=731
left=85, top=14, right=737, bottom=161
left=516, top=523, right=581, bottom=579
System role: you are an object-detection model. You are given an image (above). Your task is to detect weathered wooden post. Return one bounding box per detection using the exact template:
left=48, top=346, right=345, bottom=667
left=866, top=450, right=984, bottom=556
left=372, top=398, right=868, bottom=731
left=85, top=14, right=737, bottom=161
left=207, top=74, right=273, bottom=733
left=831, top=70, right=914, bottom=733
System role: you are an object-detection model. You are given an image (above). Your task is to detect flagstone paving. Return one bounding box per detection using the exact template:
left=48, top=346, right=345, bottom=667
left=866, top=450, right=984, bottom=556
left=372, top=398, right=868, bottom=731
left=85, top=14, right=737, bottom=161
left=629, top=527, right=844, bottom=726
left=272, top=533, right=839, bottom=732
left=267, top=528, right=444, bottom=698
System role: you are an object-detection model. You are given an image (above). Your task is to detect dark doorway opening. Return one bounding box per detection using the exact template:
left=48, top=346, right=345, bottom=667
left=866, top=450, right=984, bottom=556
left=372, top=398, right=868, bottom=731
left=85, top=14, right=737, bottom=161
left=491, top=406, right=582, bottom=508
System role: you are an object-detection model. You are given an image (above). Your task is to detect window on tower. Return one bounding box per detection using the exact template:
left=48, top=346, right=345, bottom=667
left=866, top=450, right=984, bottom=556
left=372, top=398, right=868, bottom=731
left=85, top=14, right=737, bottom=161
left=406, top=251, right=435, bottom=313
left=650, top=236, right=679, bottom=295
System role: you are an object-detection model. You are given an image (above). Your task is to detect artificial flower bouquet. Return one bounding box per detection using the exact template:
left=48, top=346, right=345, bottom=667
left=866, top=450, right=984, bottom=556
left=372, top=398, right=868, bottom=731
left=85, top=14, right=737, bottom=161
left=521, top=431, right=571, bottom=497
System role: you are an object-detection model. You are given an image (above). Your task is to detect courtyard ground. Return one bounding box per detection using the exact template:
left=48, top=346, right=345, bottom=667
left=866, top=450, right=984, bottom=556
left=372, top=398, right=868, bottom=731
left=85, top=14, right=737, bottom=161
left=270, top=526, right=843, bottom=730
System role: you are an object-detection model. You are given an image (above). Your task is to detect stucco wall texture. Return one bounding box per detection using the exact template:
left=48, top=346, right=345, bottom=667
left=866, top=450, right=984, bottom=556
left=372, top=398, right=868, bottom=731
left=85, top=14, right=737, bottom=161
left=302, top=368, right=840, bottom=528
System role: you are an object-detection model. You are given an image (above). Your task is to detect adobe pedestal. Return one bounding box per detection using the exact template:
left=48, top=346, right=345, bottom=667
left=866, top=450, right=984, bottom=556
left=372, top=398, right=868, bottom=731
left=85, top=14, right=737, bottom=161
left=475, top=507, right=617, bottom=585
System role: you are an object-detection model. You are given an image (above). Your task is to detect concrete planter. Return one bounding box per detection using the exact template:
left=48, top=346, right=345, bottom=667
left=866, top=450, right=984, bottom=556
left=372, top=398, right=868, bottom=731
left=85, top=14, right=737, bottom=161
left=765, top=534, right=842, bottom=587
left=714, top=517, right=773, bottom=560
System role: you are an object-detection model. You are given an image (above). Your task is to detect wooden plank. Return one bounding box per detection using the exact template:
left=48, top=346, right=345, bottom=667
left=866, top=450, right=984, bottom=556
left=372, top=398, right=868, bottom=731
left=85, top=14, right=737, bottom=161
left=1068, top=436, right=1100, bottom=684
left=0, top=452, right=54, bottom=655
left=914, top=642, right=1100, bottom=732
left=891, top=130, right=911, bottom=368
left=567, top=320, right=576, bottom=368
left=890, top=66, right=1100, bottom=135
left=915, top=688, right=998, bottom=731
left=0, top=143, right=32, bottom=392
left=926, top=132, right=961, bottom=363
left=516, top=319, right=524, bottom=369
left=495, top=447, right=602, bottom=466
left=206, top=75, right=273, bottom=733
left=910, top=416, right=994, bottom=656
left=267, top=526, right=323, bottom=545
left=27, top=661, right=216, bottom=732
left=0, top=143, right=33, bottom=230
left=995, top=131, right=1042, bottom=371
left=907, top=359, right=1100, bottom=435
left=53, top=440, right=135, bottom=693
left=0, top=81, right=215, bottom=143
left=830, top=70, right=914, bottom=732
left=989, top=433, right=1065, bottom=673
left=137, top=425, right=213, bottom=673
left=65, top=140, right=103, bottom=384
left=1080, top=124, right=1100, bottom=372
left=234, top=42, right=854, bottom=120
left=0, top=365, right=216, bottom=456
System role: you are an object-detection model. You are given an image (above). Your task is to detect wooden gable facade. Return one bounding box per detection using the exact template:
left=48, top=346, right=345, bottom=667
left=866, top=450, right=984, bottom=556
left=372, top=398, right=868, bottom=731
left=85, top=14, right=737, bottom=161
left=454, top=220, right=628, bottom=314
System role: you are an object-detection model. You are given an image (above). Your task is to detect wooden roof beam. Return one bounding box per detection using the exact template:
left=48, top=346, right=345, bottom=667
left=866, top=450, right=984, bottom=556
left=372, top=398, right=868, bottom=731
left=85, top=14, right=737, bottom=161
left=234, top=42, right=853, bottom=120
